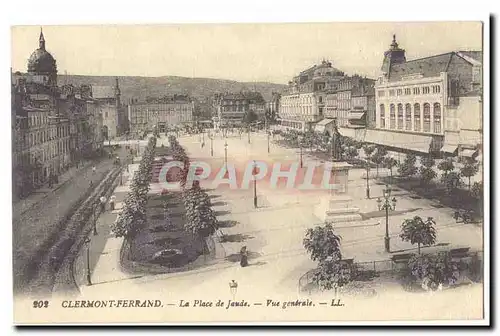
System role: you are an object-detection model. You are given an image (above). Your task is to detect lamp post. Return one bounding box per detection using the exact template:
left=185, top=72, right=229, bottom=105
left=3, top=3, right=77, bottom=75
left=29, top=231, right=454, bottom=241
left=376, top=185, right=397, bottom=253
left=209, top=132, right=214, bottom=157
left=299, top=138, right=303, bottom=168
left=84, top=236, right=92, bottom=286
left=224, top=140, right=228, bottom=167
left=365, top=161, right=371, bottom=199
left=93, top=205, right=98, bottom=235
left=253, top=160, right=258, bottom=208
left=229, top=280, right=238, bottom=301
left=136, top=140, right=140, bottom=156
left=247, top=125, right=251, bottom=144
left=267, top=130, right=270, bottom=154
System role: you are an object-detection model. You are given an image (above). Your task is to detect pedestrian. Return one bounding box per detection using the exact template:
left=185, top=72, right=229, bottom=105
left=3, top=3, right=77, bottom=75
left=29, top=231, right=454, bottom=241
left=92, top=165, right=96, bottom=174
left=109, top=195, right=116, bottom=211
left=100, top=196, right=107, bottom=212
left=240, top=246, right=249, bottom=267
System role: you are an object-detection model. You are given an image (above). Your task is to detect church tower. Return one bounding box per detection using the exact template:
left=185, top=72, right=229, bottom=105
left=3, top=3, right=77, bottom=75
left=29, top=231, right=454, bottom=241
left=27, top=27, right=58, bottom=86
left=381, top=34, right=406, bottom=77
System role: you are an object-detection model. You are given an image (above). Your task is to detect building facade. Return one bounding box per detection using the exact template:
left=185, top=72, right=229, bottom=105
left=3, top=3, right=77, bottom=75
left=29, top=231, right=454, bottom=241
left=266, top=92, right=281, bottom=121
left=370, top=35, right=483, bottom=157
left=11, top=29, right=104, bottom=199
left=213, top=91, right=266, bottom=126
left=127, top=95, right=195, bottom=135
left=92, top=78, right=126, bottom=140
left=279, top=60, right=345, bottom=132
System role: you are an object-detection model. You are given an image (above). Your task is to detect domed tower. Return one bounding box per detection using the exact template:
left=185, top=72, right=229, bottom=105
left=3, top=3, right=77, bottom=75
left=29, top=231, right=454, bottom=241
left=381, top=34, right=406, bottom=77
left=27, top=28, right=57, bottom=86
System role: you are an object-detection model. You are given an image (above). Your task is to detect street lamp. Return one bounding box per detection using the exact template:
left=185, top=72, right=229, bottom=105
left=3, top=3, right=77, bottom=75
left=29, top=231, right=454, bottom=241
left=209, top=132, right=214, bottom=157
left=229, top=280, right=238, bottom=301
left=376, top=185, right=397, bottom=253
left=267, top=130, right=270, bottom=154
left=253, top=160, right=258, bottom=208
left=365, top=160, right=371, bottom=199
left=93, top=205, right=98, bottom=235
left=299, top=138, right=303, bottom=168
left=84, top=236, right=92, bottom=286
left=247, top=126, right=251, bottom=144
left=224, top=140, right=228, bottom=167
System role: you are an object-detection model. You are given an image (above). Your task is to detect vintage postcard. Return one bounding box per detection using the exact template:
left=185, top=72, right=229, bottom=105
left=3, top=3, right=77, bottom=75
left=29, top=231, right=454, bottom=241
left=10, top=22, right=488, bottom=325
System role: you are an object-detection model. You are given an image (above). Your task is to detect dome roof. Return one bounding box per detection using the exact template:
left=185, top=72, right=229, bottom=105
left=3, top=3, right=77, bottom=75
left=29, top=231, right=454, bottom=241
left=28, top=48, right=57, bottom=74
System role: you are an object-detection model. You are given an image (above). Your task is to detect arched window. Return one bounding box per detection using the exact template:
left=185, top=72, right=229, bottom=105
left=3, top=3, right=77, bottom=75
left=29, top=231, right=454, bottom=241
left=397, top=104, right=404, bottom=129
left=390, top=104, right=396, bottom=129
left=423, top=103, right=431, bottom=132
left=433, top=103, right=441, bottom=133
left=405, top=104, right=412, bottom=130
left=414, top=103, right=421, bottom=131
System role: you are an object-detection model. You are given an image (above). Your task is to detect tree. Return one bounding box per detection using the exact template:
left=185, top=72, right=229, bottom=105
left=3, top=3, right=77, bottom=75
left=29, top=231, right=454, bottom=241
left=383, top=157, right=398, bottom=184
left=407, top=252, right=460, bottom=291
left=438, top=158, right=454, bottom=178
left=183, top=186, right=218, bottom=239
left=363, top=144, right=376, bottom=160
left=400, top=216, right=437, bottom=254
left=371, top=146, right=388, bottom=177
left=312, top=259, right=352, bottom=295
left=344, top=146, right=359, bottom=162
left=471, top=181, right=483, bottom=201
left=303, top=223, right=342, bottom=262
left=460, top=159, right=479, bottom=190
left=243, top=110, right=258, bottom=125
left=441, top=171, right=462, bottom=196
left=418, top=157, right=436, bottom=187
left=398, top=153, right=418, bottom=179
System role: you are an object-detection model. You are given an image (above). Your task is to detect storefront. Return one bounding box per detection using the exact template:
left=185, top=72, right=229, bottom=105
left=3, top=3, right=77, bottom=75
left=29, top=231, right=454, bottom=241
left=364, top=129, right=436, bottom=154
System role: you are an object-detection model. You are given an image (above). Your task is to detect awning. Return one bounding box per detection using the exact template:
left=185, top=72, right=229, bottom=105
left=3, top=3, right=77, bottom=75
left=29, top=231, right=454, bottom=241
left=339, top=127, right=356, bottom=138
left=460, top=149, right=477, bottom=158
left=440, top=144, right=458, bottom=154
left=314, top=118, right=335, bottom=133
left=348, top=110, right=366, bottom=120
left=364, top=129, right=432, bottom=153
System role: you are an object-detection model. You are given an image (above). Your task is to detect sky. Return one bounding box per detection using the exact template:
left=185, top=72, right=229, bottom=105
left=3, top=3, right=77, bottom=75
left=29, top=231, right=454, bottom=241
left=11, top=22, right=482, bottom=84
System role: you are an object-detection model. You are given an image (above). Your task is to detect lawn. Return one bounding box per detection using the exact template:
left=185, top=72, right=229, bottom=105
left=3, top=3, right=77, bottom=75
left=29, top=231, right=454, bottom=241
left=127, top=192, right=205, bottom=268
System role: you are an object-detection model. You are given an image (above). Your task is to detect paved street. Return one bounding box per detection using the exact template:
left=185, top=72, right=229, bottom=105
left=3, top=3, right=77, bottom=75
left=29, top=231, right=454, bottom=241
left=76, top=133, right=482, bottom=302
left=12, top=150, right=131, bottom=292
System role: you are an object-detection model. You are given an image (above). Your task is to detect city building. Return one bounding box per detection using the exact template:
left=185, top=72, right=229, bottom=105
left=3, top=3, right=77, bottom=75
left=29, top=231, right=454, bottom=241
left=11, top=29, right=105, bottom=199
left=266, top=92, right=281, bottom=121
left=368, top=35, right=483, bottom=158
left=127, top=94, right=195, bottom=135
left=11, top=29, right=73, bottom=198
left=213, top=91, right=266, bottom=127
left=92, top=78, right=126, bottom=139
left=323, top=75, right=375, bottom=141
left=279, top=60, right=345, bottom=132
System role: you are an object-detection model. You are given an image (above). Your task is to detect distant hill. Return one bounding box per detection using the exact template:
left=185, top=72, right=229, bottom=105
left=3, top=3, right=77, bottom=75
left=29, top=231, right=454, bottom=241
left=57, top=75, right=286, bottom=103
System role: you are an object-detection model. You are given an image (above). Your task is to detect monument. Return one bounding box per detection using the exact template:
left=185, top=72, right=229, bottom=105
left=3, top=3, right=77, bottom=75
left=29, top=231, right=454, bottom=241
left=314, top=119, right=362, bottom=223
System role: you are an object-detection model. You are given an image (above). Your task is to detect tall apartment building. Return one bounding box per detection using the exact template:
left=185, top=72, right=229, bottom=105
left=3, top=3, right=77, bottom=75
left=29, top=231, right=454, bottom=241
left=371, top=35, right=482, bottom=157
left=11, top=29, right=104, bottom=199
left=279, top=60, right=345, bottom=132
left=127, top=95, right=194, bottom=135
left=213, top=91, right=266, bottom=127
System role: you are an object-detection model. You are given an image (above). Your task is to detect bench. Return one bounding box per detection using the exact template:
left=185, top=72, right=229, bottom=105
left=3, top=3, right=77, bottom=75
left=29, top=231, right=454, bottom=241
left=391, top=253, right=413, bottom=264
left=449, top=247, right=470, bottom=259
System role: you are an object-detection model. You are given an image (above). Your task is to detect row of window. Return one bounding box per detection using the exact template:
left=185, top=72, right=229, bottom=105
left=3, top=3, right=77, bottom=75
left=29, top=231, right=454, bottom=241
left=379, top=103, right=442, bottom=133
left=378, top=85, right=441, bottom=97
left=28, top=126, right=70, bottom=147
left=30, top=140, right=71, bottom=164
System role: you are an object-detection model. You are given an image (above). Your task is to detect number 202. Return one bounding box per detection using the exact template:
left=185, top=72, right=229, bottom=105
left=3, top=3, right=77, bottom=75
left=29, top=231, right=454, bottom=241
left=33, top=300, right=49, bottom=308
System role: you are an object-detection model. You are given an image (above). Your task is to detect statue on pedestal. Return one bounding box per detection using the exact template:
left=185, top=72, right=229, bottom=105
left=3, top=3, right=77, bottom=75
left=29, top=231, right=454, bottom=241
left=330, top=118, right=344, bottom=162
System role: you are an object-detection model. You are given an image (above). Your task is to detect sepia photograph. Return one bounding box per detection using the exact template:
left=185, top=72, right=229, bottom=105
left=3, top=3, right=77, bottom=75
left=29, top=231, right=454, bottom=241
left=8, top=17, right=489, bottom=325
